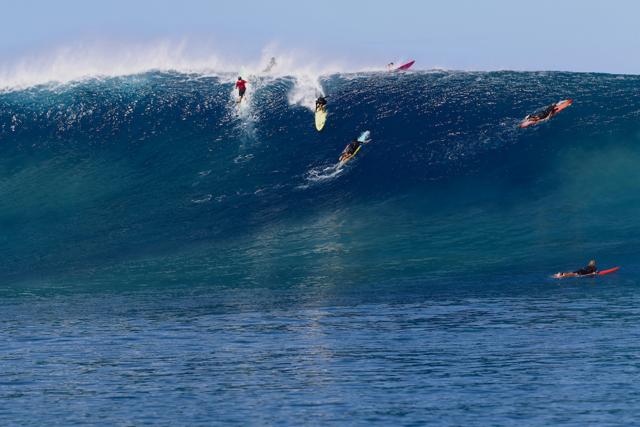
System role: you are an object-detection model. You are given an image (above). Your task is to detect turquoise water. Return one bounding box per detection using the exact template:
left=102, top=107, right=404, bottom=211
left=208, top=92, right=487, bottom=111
left=1, top=71, right=640, bottom=424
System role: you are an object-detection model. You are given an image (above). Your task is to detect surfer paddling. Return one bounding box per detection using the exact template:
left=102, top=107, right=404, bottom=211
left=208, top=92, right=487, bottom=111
left=339, top=131, right=371, bottom=164
left=339, top=139, right=363, bottom=163
left=520, top=99, right=573, bottom=128
left=528, top=104, right=557, bottom=122
left=235, top=77, right=248, bottom=103
left=554, top=260, right=597, bottom=278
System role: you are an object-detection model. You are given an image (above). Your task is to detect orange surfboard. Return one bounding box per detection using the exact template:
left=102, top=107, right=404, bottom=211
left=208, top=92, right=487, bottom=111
left=519, top=99, right=573, bottom=128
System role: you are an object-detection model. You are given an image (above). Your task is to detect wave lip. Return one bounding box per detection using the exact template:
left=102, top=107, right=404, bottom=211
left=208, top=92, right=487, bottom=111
left=0, top=42, right=355, bottom=92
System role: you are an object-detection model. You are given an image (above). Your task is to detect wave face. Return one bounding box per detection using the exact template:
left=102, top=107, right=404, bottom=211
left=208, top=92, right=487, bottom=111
left=2, top=71, right=640, bottom=290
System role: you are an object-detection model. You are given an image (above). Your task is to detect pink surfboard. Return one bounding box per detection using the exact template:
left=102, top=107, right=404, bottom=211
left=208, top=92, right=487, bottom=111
left=396, top=60, right=415, bottom=71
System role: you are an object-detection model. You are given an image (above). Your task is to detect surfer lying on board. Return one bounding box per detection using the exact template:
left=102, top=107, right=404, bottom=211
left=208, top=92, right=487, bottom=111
left=527, top=104, right=557, bottom=122
left=387, top=62, right=395, bottom=71
left=555, top=260, right=597, bottom=278
left=519, top=100, right=572, bottom=128
left=235, top=77, right=247, bottom=103
left=339, top=138, right=367, bottom=163
left=315, top=96, right=327, bottom=112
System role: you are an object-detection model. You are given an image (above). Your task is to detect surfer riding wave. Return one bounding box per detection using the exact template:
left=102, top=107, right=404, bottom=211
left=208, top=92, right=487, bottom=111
left=235, top=77, right=247, bottom=103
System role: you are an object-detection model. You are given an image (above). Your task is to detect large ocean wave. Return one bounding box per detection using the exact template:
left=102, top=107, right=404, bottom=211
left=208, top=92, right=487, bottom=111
left=2, top=68, right=640, bottom=290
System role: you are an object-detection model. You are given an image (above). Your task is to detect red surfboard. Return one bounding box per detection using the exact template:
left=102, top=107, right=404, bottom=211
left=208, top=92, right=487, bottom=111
left=519, top=99, right=573, bottom=128
left=396, top=60, right=415, bottom=71
left=552, top=266, right=620, bottom=279
left=597, top=266, right=620, bottom=276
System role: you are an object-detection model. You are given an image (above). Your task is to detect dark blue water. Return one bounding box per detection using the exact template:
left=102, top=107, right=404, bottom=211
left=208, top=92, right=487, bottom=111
left=2, top=70, right=640, bottom=425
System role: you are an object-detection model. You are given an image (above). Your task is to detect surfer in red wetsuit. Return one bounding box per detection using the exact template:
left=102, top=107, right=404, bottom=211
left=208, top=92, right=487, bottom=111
left=235, top=77, right=247, bottom=103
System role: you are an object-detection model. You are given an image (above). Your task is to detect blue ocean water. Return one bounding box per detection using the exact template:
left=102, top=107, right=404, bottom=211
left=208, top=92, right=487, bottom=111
left=2, top=70, right=640, bottom=425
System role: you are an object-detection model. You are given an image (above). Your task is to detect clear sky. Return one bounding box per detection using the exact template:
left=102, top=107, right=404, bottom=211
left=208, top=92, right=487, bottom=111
left=1, top=0, right=639, bottom=74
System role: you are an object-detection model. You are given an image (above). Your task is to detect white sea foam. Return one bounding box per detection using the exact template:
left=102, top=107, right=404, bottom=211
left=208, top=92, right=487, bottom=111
left=0, top=41, right=354, bottom=104
left=0, top=40, right=228, bottom=90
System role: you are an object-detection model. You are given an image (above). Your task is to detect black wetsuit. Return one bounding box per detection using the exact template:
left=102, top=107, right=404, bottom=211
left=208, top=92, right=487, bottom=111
left=574, top=265, right=597, bottom=276
left=316, top=97, right=327, bottom=111
left=263, top=58, right=276, bottom=72
left=534, top=104, right=556, bottom=120
left=343, top=140, right=361, bottom=157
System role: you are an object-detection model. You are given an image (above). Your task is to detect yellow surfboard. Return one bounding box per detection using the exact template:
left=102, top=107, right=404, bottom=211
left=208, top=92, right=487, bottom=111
left=315, top=107, right=327, bottom=131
